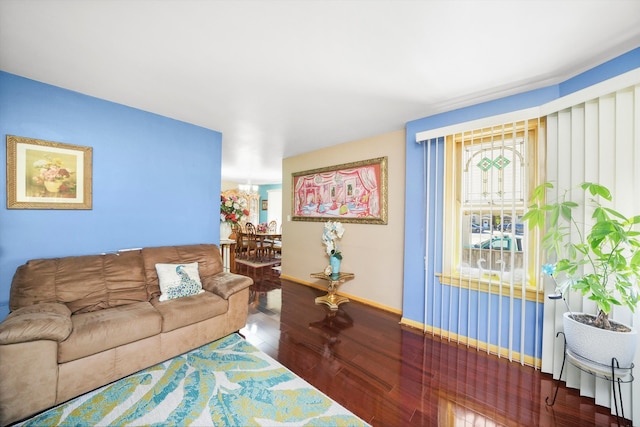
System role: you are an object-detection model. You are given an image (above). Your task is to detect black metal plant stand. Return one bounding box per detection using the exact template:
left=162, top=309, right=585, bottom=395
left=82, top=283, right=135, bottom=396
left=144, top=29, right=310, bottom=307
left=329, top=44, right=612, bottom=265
left=546, top=332, right=634, bottom=427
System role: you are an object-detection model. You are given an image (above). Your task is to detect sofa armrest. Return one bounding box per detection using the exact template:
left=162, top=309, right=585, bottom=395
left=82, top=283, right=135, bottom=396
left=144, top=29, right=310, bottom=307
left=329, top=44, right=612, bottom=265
left=202, top=272, right=253, bottom=300
left=0, top=302, right=72, bottom=345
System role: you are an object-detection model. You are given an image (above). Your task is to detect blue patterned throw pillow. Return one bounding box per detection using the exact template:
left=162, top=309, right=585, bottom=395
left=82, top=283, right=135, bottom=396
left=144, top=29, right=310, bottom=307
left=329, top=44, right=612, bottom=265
left=155, top=262, right=204, bottom=301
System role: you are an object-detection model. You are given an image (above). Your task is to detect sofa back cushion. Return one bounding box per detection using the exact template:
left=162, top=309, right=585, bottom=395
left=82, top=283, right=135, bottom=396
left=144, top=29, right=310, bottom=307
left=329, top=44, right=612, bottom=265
left=141, top=244, right=223, bottom=299
left=10, top=250, right=148, bottom=314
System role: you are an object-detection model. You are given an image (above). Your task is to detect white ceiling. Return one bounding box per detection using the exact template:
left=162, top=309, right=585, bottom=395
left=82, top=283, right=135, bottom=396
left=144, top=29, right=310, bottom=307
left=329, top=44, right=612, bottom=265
left=2, top=1, right=640, bottom=184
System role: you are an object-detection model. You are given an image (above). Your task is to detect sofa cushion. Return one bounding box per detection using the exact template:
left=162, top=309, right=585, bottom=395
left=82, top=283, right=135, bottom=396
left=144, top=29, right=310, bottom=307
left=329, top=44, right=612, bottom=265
left=9, top=250, right=148, bottom=314
left=0, top=303, right=72, bottom=345
left=202, top=273, right=254, bottom=300
left=9, top=259, right=58, bottom=310
left=155, top=262, right=204, bottom=301
left=142, top=244, right=223, bottom=299
left=58, top=301, right=162, bottom=363
left=102, top=250, right=149, bottom=309
left=150, top=291, right=228, bottom=333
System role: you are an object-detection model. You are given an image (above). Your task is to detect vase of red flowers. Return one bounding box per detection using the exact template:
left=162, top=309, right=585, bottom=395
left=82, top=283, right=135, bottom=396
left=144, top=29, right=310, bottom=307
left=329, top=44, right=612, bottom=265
left=220, top=194, right=249, bottom=239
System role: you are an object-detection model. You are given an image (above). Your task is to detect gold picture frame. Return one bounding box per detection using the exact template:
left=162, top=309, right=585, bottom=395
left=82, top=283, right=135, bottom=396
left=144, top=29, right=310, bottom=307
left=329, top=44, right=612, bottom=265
left=6, top=135, right=93, bottom=209
left=292, top=156, right=388, bottom=224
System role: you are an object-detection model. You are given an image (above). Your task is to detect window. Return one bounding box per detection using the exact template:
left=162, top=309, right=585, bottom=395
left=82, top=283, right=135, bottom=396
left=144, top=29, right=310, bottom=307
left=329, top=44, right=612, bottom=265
left=442, top=119, right=543, bottom=293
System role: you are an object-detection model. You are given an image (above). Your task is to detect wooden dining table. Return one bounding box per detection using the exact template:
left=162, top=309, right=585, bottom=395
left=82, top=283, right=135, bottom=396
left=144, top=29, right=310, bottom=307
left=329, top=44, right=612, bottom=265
left=255, top=232, right=282, bottom=259
left=236, top=231, right=282, bottom=261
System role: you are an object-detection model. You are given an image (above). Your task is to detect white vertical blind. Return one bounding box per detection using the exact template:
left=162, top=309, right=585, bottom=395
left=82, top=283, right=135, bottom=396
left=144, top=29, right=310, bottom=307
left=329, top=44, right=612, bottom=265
left=544, top=84, right=640, bottom=422
left=421, top=84, right=639, bottom=420
left=422, top=137, right=441, bottom=338
left=421, top=120, right=542, bottom=368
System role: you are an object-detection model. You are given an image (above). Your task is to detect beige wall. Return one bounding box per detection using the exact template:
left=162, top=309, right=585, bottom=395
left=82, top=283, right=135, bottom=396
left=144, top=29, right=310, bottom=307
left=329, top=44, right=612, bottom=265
left=221, top=180, right=239, bottom=191
left=281, top=129, right=405, bottom=312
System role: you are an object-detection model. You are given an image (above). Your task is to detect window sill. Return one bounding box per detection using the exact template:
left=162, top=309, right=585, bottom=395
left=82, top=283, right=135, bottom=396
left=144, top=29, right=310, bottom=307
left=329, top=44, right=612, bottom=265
left=437, top=273, right=543, bottom=302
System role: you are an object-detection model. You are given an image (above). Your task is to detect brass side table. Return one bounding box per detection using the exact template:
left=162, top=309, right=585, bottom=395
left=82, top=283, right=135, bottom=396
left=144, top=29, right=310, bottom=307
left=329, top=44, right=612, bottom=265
left=310, top=272, right=355, bottom=310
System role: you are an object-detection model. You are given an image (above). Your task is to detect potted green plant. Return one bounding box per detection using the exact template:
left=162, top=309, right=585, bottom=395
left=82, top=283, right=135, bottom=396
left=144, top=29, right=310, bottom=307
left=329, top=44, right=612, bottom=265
left=523, top=182, right=640, bottom=368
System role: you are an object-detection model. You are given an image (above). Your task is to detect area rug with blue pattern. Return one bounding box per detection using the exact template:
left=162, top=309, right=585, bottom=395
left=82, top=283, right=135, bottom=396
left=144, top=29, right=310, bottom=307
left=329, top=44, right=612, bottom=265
left=20, top=333, right=369, bottom=426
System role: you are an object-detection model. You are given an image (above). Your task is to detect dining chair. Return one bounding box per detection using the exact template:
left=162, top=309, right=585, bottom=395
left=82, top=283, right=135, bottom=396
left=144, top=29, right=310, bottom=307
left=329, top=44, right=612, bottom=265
left=231, top=223, right=245, bottom=258
left=230, top=223, right=241, bottom=239
left=244, top=222, right=261, bottom=260
left=270, top=223, right=282, bottom=259
left=260, top=221, right=278, bottom=259
left=271, top=238, right=282, bottom=259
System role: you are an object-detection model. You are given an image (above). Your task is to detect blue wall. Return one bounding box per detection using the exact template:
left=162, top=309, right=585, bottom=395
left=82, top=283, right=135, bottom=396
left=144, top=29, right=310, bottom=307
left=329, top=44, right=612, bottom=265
left=403, top=47, right=640, bottom=357
left=0, top=72, right=222, bottom=320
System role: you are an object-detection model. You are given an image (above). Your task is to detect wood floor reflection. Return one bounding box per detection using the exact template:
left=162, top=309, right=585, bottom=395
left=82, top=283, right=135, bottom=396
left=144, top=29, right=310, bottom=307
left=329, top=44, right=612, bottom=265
left=240, top=277, right=624, bottom=426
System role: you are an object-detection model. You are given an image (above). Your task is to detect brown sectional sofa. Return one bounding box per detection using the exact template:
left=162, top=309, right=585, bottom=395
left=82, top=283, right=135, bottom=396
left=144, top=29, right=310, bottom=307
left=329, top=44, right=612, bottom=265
left=0, top=244, right=253, bottom=426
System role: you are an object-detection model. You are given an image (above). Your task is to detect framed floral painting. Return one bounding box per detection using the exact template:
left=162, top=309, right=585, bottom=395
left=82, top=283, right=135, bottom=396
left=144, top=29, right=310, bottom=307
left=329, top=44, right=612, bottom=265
left=292, top=156, right=388, bottom=224
left=6, top=135, right=93, bottom=209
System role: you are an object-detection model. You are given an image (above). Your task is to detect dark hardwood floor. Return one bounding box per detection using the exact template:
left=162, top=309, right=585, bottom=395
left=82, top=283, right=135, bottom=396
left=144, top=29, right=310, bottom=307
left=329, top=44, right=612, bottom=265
left=239, top=271, right=625, bottom=426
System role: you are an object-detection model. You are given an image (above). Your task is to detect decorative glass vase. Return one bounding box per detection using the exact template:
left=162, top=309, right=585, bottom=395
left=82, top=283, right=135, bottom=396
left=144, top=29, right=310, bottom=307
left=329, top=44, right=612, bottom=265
left=220, top=222, right=232, bottom=240
left=329, top=255, right=341, bottom=276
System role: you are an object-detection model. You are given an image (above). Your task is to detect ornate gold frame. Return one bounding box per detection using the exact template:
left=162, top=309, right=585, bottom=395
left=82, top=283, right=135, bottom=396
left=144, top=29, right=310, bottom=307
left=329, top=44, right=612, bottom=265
left=292, top=156, right=388, bottom=224
left=6, top=135, right=93, bottom=209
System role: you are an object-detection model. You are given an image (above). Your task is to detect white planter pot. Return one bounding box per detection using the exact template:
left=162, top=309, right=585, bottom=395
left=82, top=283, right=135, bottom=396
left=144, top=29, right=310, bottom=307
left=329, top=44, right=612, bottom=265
left=563, top=311, right=638, bottom=369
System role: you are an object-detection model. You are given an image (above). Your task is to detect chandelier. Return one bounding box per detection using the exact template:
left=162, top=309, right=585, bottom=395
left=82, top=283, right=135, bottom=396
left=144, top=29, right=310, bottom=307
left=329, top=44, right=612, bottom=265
left=238, top=184, right=258, bottom=195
